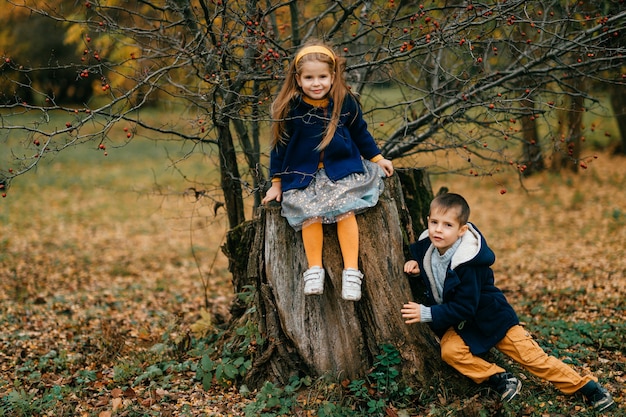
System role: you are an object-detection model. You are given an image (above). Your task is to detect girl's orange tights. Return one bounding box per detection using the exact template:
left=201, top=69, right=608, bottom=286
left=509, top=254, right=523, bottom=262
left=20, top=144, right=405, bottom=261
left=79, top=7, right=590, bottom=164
left=301, top=214, right=359, bottom=270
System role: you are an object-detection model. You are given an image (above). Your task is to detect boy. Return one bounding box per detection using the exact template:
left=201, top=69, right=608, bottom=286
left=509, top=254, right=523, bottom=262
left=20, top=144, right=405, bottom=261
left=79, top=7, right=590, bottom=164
left=401, top=192, right=614, bottom=411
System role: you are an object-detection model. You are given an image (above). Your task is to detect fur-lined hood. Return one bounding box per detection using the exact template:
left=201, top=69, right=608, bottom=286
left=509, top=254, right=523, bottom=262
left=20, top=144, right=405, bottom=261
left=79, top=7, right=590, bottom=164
left=418, top=222, right=494, bottom=270
left=418, top=223, right=495, bottom=304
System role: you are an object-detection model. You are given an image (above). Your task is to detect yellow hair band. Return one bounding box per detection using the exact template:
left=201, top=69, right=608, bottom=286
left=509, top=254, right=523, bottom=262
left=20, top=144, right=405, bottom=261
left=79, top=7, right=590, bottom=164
left=295, top=45, right=336, bottom=65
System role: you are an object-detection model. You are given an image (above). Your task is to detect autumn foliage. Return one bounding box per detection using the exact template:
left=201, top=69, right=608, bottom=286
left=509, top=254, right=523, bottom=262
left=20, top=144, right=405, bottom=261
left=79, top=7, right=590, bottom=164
left=1, top=0, right=625, bottom=415
left=1, top=146, right=624, bottom=415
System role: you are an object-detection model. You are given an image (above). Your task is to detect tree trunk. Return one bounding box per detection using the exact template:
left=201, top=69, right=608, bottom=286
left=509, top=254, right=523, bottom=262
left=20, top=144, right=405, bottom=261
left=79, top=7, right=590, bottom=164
left=216, top=123, right=246, bottom=229
left=520, top=96, right=545, bottom=176
left=610, top=84, right=626, bottom=155
left=224, top=171, right=450, bottom=390
left=552, top=80, right=585, bottom=172
left=565, top=86, right=585, bottom=173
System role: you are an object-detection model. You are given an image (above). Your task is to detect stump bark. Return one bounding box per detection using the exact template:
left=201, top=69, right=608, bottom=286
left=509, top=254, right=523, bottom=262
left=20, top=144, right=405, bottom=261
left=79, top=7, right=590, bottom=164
left=224, top=169, right=446, bottom=389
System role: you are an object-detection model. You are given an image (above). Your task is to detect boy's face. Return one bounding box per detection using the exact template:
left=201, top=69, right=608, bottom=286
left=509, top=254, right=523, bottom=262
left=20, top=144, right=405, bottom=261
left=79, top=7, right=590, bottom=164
left=427, top=206, right=468, bottom=254
left=296, top=60, right=334, bottom=100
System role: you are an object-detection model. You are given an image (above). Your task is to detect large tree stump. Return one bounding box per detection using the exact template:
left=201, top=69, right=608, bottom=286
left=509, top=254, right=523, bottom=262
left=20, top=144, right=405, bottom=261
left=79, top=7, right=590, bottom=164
left=225, top=170, right=448, bottom=389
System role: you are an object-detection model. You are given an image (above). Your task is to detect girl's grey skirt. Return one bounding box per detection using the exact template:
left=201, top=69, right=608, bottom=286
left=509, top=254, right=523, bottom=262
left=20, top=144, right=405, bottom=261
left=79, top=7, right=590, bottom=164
left=281, top=159, right=385, bottom=231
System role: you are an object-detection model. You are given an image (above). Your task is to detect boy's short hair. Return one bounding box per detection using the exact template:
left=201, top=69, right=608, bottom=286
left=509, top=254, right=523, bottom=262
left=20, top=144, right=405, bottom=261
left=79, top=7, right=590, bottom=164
left=430, top=193, right=470, bottom=225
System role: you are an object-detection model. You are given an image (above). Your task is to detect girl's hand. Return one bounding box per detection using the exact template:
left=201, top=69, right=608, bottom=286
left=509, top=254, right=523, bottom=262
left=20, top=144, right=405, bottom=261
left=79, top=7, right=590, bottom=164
left=401, top=302, right=422, bottom=324
left=377, top=158, right=394, bottom=177
left=404, top=260, right=420, bottom=275
left=262, top=181, right=282, bottom=204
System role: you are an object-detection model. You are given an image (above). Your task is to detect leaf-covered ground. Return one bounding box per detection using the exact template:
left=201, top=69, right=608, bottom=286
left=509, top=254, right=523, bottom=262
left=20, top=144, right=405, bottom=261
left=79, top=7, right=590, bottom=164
left=1, top=151, right=625, bottom=416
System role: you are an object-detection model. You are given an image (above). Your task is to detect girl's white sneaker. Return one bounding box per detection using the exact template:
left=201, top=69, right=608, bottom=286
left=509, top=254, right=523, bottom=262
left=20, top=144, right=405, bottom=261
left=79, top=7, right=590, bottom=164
left=303, top=266, right=325, bottom=295
left=341, top=268, right=363, bottom=301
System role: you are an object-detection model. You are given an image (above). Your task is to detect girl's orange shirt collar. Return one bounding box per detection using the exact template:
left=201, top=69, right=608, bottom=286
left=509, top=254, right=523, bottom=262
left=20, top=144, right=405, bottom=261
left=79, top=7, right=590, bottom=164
left=302, top=96, right=329, bottom=108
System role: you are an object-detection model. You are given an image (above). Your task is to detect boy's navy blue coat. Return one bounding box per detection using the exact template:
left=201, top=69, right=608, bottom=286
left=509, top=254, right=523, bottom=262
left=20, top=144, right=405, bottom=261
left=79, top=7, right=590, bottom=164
left=408, top=223, right=519, bottom=354
left=269, top=94, right=382, bottom=192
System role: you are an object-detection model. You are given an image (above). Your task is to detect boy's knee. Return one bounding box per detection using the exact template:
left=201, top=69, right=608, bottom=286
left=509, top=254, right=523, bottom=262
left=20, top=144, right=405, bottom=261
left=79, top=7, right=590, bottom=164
left=439, top=329, right=468, bottom=365
left=440, top=341, right=460, bottom=365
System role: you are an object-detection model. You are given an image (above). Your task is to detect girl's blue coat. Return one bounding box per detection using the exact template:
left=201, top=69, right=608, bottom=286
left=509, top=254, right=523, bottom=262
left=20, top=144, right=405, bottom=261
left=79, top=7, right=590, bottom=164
left=269, top=95, right=382, bottom=192
left=408, top=223, right=520, bottom=354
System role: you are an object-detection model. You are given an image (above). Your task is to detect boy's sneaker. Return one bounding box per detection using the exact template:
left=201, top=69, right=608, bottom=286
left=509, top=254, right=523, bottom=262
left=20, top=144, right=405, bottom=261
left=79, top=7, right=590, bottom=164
left=488, top=372, right=522, bottom=402
left=579, top=381, right=615, bottom=411
left=303, top=266, right=324, bottom=295
left=341, top=268, right=363, bottom=301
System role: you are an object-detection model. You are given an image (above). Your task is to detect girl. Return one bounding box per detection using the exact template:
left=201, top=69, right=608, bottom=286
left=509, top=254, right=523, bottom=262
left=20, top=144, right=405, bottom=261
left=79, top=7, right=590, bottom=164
left=262, top=40, right=394, bottom=301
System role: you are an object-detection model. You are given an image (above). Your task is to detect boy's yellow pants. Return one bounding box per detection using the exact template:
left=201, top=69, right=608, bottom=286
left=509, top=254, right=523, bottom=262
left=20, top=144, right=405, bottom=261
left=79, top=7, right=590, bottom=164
left=440, top=325, right=595, bottom=394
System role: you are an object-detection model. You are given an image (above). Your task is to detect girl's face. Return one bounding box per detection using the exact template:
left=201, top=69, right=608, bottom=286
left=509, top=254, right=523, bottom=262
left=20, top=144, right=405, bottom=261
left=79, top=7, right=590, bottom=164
left=296, top=60, right=334, bottom=100
left=427, top=206, right=468, bottom=255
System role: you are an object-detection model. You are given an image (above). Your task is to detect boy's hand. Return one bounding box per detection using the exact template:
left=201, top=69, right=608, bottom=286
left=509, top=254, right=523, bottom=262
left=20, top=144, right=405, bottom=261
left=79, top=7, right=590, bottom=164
left=401, top=302, right=422, bottom=324
left=404, top=260, right=420, bottom=275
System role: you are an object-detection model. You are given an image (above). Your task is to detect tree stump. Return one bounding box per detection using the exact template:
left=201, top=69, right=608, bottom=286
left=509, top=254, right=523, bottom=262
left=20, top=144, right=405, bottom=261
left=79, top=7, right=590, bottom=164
left=225, top=170, right=446, bottom=389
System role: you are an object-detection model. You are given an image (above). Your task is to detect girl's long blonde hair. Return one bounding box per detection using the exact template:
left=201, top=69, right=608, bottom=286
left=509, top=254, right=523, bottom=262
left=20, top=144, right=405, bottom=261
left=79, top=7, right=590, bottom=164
left=270, top=40, right=351, bottom=150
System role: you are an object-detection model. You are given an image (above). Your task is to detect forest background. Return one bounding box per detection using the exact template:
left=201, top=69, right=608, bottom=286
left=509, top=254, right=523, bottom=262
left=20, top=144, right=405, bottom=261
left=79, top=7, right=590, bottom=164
left=1, top=0, right=625, bottom=416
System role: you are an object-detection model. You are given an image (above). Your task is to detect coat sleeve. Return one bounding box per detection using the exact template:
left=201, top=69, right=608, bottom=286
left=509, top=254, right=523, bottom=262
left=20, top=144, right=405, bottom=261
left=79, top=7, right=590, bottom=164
left=344, top=96, right=382, bottom=160
left=269, top=141, right=286, bottom=178
left=268, top=112, right=295, bottom=178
